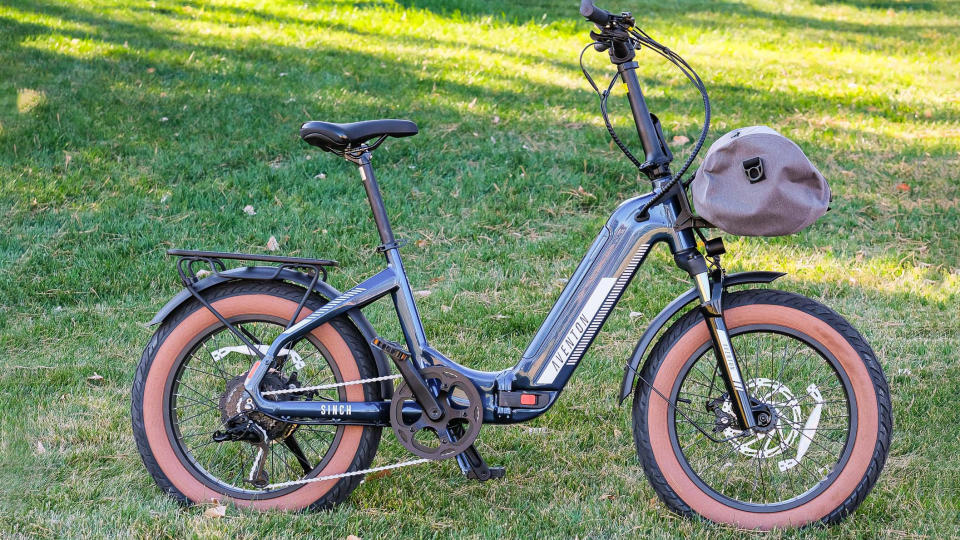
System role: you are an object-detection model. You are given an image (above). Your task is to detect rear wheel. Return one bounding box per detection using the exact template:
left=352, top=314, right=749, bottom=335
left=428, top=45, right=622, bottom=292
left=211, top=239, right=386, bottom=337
left=632, top=289, right=891, bottom=529
left=131, top=281, right=382, bottom=510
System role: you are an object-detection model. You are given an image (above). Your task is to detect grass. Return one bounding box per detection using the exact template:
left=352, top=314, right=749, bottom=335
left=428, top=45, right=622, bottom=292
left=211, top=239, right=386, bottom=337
left=0, top=0, right=958, bottom=537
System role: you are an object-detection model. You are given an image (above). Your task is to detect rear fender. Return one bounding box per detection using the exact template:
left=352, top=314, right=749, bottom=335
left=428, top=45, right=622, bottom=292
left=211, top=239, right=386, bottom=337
left=618, top=270, right=785, bottom=403
left=147, top=266, right=393, bottom=398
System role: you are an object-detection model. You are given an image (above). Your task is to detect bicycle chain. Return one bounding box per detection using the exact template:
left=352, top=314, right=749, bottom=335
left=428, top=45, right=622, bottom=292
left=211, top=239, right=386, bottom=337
left=264, top=458, right=431, bottom=490
left=257, top=373, right=430, bottom=489
left=260, top=373, right=401, bottom=396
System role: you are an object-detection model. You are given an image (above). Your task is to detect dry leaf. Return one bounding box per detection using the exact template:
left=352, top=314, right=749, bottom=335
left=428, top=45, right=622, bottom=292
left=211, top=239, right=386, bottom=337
left=36, top=441, right=46, bottom=454
left=243, top=204, right=257, bottom=216
left=599, top=493, right=615, bottom=501
left=672, top=135, right=690, bottom=145
left=365, top=468, right=393, bottom=481
left=441, top=305, right=451, bottom=313
left=492, top=115, right=500, bottom=124
left=64, top=152, right=73, bottom=168
left=315, top=172, right=327, bottom=179
left=203, top=503, right=227, bottom=519
left=87, top=372, right=104, bottom=383
left=468, top=97, right=477, bottom=109
left=266, top=236, right=280, bottom=251
left=629, top=311, right=643, bottom=318
left=526, top=427, right=548, bottom=435
left=346, top=536, right=362, bottom=540
left=491, top=314, right=508, bottom=320
left=413, top=290, right=432, bottom=298
left=895, top=183, right=910, bottom=192
left=415, top=239, right=428, bottom=248
left=195, top=269, right=211, bottom=278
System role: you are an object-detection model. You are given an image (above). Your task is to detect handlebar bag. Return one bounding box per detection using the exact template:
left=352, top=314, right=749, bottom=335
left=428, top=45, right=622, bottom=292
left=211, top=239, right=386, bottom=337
left=690, top=126, right=831, bottom=237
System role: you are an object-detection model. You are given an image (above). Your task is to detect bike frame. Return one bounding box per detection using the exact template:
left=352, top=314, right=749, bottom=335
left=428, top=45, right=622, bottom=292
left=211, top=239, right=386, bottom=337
left=242, top=47, right=758, bottom=431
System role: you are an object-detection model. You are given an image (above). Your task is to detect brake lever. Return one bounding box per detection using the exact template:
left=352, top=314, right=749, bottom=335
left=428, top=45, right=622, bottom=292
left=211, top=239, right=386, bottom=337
left=590, top=26, right=633, bottom=52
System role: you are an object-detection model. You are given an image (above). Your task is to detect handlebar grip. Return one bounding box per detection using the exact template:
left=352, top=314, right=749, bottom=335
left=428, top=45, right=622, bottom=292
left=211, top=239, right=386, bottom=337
left=580, top=0, right=612, bottom=25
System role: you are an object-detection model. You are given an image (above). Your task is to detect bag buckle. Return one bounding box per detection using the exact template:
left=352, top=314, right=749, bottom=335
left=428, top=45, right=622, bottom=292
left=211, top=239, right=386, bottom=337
left=742, top=157, right=765, bottom=183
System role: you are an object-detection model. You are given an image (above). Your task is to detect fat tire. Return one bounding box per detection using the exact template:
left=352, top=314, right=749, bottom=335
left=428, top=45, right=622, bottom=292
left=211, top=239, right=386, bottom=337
left=632, top=289, right=892, bottom=528
left=131, top=280, right=382, bottom=511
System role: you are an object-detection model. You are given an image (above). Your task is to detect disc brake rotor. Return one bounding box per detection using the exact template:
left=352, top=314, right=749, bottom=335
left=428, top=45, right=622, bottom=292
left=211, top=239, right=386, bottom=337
left=720, top=377, right=803, bottom=459
left=390, top=366, right=482, bottom=460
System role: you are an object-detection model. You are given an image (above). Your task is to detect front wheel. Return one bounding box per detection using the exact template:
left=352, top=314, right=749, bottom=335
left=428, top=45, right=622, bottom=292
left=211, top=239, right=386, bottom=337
left=632, top=289, right=891, bottom=529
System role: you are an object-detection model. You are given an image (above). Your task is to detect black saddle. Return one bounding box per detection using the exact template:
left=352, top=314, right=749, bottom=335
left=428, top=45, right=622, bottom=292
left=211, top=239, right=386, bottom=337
left=300, top=119, right=418, bottom=152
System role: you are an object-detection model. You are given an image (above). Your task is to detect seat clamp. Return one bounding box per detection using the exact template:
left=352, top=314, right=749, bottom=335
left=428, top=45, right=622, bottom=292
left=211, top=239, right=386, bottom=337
left=376, top=238, right=408, bottom=253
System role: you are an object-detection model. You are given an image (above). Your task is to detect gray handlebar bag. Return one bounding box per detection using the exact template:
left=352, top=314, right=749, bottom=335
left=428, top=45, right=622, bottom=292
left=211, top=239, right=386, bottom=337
left=690, top=126, right=831, bottom=237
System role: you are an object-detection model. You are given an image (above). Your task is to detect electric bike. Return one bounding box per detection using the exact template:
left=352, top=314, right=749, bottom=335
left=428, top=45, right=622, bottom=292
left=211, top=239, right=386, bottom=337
left=131, top=1, right=891, bottom=529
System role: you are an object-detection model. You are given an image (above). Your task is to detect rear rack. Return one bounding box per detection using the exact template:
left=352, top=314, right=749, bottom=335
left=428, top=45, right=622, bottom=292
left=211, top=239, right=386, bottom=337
left=167, top=248, right=339, bottom=361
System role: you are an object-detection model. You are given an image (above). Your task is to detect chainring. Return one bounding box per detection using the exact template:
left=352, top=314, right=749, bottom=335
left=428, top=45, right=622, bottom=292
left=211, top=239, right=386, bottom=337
left=390, top=366, right=483, bottom=460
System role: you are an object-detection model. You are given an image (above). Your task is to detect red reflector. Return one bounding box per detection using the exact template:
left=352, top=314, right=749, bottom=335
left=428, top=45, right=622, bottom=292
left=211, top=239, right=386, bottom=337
left=246, top=360, right=261, bottom=382
left=520, top=394, right=537, bottom=406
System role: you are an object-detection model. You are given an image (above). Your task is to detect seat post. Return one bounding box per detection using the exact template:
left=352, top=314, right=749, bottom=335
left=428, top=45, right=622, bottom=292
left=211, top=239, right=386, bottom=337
left=354, top=151, right=397, bottom=249
left=352, top=151, right=431, bottom=354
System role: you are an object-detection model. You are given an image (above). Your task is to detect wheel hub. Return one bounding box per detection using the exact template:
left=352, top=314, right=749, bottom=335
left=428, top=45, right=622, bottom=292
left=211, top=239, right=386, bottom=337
left=715, top=378, right=803, bottom=459
left=218, top=372, right=296, bottom=440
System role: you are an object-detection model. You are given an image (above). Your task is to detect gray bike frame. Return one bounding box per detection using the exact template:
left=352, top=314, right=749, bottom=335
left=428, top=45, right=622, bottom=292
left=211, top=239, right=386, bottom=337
left=243, top=152, right=753, bottom=428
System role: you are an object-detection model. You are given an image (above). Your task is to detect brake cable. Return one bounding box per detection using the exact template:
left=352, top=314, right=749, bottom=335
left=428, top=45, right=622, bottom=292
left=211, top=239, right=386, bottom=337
left=580, top=42, right=645, bottom=171
left=580, top=25, right=711, bottom=215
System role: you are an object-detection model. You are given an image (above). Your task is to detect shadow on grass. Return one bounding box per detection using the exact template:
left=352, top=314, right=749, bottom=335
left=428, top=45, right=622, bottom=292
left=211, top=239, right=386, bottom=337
left=0, top=0, right=955, bottom=309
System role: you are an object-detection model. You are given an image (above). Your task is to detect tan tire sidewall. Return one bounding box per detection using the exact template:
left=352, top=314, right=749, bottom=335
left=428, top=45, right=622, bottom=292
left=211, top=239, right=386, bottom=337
left=646, top=303, right=880, bottom=529
left=141, top=294, right=365, bottom=510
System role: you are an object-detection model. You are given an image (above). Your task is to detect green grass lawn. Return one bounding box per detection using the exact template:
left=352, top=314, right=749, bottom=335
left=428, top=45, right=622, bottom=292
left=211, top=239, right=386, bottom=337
left=1, top=0, right=958, bottom=537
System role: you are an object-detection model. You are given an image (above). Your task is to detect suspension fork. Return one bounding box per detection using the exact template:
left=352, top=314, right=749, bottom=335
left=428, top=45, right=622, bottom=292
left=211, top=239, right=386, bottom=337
left=674, top=248, right=757, bottom=431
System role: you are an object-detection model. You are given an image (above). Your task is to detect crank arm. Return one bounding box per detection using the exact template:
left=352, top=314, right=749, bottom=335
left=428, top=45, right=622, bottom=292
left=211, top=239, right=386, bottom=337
left=373, top=338, right=445, bottom=421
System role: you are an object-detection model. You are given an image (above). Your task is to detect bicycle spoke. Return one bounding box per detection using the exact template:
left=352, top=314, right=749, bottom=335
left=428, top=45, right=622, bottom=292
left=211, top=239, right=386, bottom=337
left=672, top=328, right=852, bottom=507
left=169, top=318, right=342, bottom=494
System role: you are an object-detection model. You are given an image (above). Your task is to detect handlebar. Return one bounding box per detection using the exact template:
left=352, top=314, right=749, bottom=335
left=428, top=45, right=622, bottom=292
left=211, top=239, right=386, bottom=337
left=580, top=0, right=612, bottom=26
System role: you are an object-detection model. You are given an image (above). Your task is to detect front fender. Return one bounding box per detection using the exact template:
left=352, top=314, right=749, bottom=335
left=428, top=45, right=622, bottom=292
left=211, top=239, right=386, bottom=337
left=146, top=266, right=393, bottom=398
left=618, top=270, right=785, bottom=403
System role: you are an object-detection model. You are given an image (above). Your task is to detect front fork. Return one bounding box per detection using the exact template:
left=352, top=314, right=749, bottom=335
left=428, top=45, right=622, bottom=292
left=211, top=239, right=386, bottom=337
left=676, top=248, right=757, bottom=431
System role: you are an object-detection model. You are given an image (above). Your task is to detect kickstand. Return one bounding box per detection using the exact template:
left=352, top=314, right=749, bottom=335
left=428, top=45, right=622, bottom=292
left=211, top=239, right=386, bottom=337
left=457, top=444, right=505, bottom=482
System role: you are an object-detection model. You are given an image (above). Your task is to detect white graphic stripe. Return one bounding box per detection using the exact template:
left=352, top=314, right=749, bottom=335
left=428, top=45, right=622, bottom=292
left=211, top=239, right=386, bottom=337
left=535, top=245, right=649, bottom=385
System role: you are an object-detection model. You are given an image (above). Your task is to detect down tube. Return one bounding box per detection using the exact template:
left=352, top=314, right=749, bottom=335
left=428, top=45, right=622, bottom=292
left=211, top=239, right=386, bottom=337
left=512, top=195, right=677, bottom=390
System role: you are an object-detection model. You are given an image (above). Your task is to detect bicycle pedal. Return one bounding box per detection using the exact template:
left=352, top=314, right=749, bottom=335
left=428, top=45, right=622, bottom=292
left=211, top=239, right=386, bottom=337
left=457, top=444, right=504, bottom=482
left=372, top=337, right=411, bottom=363
left=465, top=465, right=505, bottom=482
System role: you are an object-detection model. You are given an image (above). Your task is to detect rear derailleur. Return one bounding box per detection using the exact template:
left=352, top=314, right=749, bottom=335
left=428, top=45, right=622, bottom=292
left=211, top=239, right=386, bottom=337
left=210, top=372, right=310, bottom=488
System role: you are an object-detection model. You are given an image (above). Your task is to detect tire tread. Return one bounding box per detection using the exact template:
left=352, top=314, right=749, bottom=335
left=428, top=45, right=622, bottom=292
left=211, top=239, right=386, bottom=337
left=631, top=289, right=892, bottom=527
left=131, top=280, right=383, bottom=511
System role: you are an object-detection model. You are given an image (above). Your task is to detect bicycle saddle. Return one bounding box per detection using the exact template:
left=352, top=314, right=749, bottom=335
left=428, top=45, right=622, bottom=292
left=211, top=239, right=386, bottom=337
left=300, top=119, right=418, bottom=152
